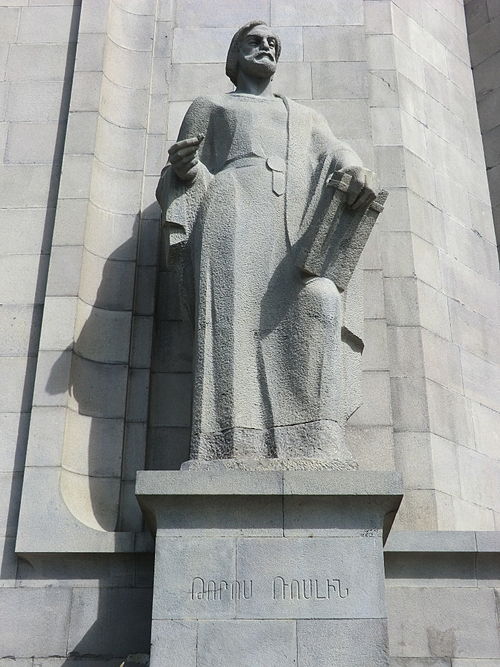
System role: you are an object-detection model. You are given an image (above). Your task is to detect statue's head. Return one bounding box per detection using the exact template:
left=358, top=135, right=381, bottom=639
left=226, top=20, right=282, bottom=86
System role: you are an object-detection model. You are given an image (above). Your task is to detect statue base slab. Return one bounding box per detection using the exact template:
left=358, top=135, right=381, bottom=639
left=136, top=470, right=402, bottom=667
left=181, top=456, right=358, bottom=471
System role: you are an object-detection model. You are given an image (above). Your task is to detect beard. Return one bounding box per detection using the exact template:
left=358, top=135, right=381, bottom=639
left=239, top=52, right=277, bottom=79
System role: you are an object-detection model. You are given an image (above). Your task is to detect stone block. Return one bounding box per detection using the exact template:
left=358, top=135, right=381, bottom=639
left=39, top=296, right=77, bottom=351
left=407, top=191, right=447, bottom=251
left=65, top=111, right=98, bottom=154
left=149, top=372, right=192, bottom=427
left=172, top=27, right=234, bottom=63
left=274, top=62, right=312, bottom=100
left=366, top=34, right=396, bottom=70
left=0, top=7, right=20, bottom=41
left=375, top=146, right=406, bottom=187
left=0, top=304, right=42, bottom=356
left=392, top=489, right=439, bottom=531
left=379, top=230, right=413, bottom=277
left=461, top=348, right=500, bottom=412
left=0, top=412, right=29, bottom=473
left=58, top=153, right=93, bottom=201
left=363, top=319, right=389, bottom=371
left=51, top=198, right=87, bottom=247
left=418, top=280, right=452, bottom=339
left=24, top=406, right=66, bottom=467
left=103, top=39, right=151, bottom=90
left=18, top=5, right=75, bottom=43
left=458, top=446, right=500, bottom=513
left=100, top=75, right=149, bottom=129
left=390, top=376, right=429, bottom=432
left=0, top=533, right=17, bottom=584
left=0, top=587, right=72, bottom=655
left=146, top=426, right=191, bottom=470
left=427, top=379, right=474, bottom=448
left=347, top=425, right=395, bottom=472
left=74, top=300, right=132, bottom=364
left=0, top=357, right=36, bottom=412
left=306, top=99, right=370, bottom=139
left=126, top=367, right=150, bottom=422
left=387, top=587, right=500, bottom=658
left=385, top=552, right=476, bottom=588
left=176, top=0, right=270, bottom=27
left=365, top=0, right=392, bottom=34
left=94, top=116, right=146, bottom=171
left=401, top=110, right=427, bottom=161
left=450, top=299, right=500, bottom=366
left=107, top=2, right=154, bottom=52
left=237, top=536, right=385, bottom=619
left=75, top=31, right=106, bottom=72
left=369, top=70, right=399, bottom=109
left=273, top=27, right=304, bottom=63
left=7, top=43, right=69, bottom=80
left=32, top=349, right=71, bottom=407
left=69, top=70, right=102, bottom=113
left=169, top=63, right=232, bottom=101
left=62, top=409, right=124, bottom=477
left=303, top=25, right=366, bottom=61
left=130, top=315, right=154, bottom=368
left=452, top=497, right=495, bottom=531
left=46, top=245, right=82, bottom=297
left=394, top=39, right=425, bottom=89
left=404, top=149, right=436, bottom=205
left=79, top=251, right=135, bottom=310
left=383, top=277, right=419, bottom=326
left=150, top=620, right=197, bottom=666
left=121, top=422, right=147, bottom=481
left=298, top=619, right=388, bottom=666
left=430, top=435, right=461, bottom=497
left=153, top=536, right=236, bottom=619
left=312, top=61, right=368, bottom=100
left=67, top=354, right=128, bottom=419
left=271, top=0, right=363, bottom=26
left=90, top=158, right=143, bottom=213
left=447, top=48, right=476, bottom=93
left=197, top=620, right=296, bottom=667
left=471, top=400, right=500, bottom=459
left=364, top=269, right=385, bottom=319
left=441, top=254, right=500, bottom=324
left=349, top=370, right=392, bottom=426
left=444, top=216, right=499, bottom=283
left=469, top=16, right=500, bottom=67
left=7, top=81, right=69, bottom=123
left=393, top=432, right=433, bottom=490
left=387, top=325, right=424, bottom=377
left=421, top=330, right=462, bottom=394
left=67, top=587, right=152, bottom=655
left=476, top=86, right=500, bottom=135
left=0, top=164, right=53, bottom=208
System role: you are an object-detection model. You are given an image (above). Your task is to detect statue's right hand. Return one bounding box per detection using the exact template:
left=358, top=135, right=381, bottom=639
left=168, top=135, right=204, bottom=182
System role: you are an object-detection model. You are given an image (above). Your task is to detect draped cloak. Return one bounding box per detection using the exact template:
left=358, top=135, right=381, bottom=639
left=156, top=93, right=364, bottom=468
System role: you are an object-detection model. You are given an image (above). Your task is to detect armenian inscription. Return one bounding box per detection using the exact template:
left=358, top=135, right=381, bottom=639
left=190, top=577, right=349, bottom=602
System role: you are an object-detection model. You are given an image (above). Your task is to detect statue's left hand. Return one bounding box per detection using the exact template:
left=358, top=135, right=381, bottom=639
left=338, top=166, right=377, bottom=210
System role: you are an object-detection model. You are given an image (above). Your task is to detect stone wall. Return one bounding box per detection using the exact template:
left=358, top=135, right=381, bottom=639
left=466, top=0, right=500, bottom=250
left=0, top=0, right=498, bottom=664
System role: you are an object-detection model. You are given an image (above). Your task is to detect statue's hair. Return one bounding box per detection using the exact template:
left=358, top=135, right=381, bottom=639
left=225, top=20, right=282, bottom=86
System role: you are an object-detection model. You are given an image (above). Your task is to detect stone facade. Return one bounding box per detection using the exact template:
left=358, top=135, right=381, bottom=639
left=0, top=0, right=499, bottom=664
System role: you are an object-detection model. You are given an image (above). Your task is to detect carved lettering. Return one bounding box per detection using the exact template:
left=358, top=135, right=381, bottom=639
left=191, top=577, right=253, bottom=601
left=272, top=577, right=349, bottom=600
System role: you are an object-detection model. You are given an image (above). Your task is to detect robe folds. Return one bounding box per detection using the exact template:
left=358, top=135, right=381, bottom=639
left=156, top=93, right=363, bottom=468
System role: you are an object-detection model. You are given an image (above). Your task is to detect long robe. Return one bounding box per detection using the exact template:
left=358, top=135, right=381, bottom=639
left=156, top=93, right=362, bottom=468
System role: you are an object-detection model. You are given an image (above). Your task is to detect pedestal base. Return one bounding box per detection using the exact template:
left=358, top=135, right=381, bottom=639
left=136, top=470, right=402, bottom=667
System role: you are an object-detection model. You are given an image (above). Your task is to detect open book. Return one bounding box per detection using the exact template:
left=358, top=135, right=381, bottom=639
left=295, top=171, right=388, bottom=292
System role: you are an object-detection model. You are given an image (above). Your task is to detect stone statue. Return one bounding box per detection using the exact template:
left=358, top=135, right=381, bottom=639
left=156, top=20, right=385, bottom=470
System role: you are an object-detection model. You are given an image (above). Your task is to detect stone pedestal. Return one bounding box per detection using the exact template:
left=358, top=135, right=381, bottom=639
left=136, top=470, right=402, bottom=667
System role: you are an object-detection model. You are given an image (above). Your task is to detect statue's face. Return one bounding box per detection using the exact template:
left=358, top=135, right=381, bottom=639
left=237, top=25, right=279, bottom=80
